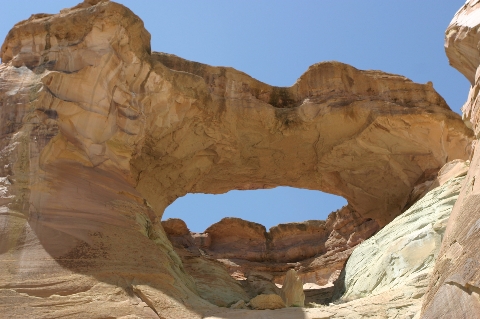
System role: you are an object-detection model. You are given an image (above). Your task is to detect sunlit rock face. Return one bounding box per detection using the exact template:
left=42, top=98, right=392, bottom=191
left=421, top=1, right=480, bottom=318
left=281, top=269, right=305, bottom=307
left=340, top=163, right=468, bottom=318
left=0, top=0, right=473, bottom=318
left=148, top=52, right=472, bottom=227
left=163, top=207, right=379, bottom=303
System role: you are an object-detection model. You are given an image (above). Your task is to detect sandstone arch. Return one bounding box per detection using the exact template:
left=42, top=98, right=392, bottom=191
left=135, top=52, right=472, bottom=227
left=0, top=1, right=473, bottom=318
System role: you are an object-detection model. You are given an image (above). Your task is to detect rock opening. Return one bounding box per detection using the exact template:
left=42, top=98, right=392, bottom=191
left=162, top=187, right=347, bottom=232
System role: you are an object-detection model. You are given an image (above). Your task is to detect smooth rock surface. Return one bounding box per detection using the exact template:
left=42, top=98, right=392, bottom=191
left=343, top=168, right=467, bottom=304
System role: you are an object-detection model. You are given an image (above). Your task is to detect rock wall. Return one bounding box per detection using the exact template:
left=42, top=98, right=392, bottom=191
left=163, top=206, right=379, bottom=300
left=421, top=1, right=480, bottom=317
left=0, top=0, right=473, bottom=318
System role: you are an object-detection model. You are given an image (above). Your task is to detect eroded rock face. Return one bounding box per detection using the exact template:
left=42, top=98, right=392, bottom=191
left=163, top=208, right=379, bottom=302
left=205, top=218, right=268, bottom=262
left=0, top=0, right=473, bottom=318
left=340, top=164, right=468, bottom=317
left=147, top=52, right=472, bottom=227
left=205, top=161, right=467, bottom=318
left=161, top=219, right=250, bottom=307
left=421, top=1, right=480, bottom=317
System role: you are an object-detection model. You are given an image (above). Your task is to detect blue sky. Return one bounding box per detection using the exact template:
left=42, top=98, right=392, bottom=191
left=1, top=1, right=468, bottom=231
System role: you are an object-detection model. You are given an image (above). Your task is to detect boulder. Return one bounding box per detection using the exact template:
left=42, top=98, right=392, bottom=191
left=248, top=294, right=285, bottom=310
left=244, top=271, right=281, bottom=297
left=281, top=269, right=305, bottom=307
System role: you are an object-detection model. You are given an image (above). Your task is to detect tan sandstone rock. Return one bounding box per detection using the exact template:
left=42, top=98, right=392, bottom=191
left=281, top=269, right=305, bottom=307
left=421, top=1, right=480, bottom=318
left=161, top=220, right=250, bottom=307
left=0, top=1, right=473, bottom=318
left=243, top=271, right=282, bottom=298
left=248, top=294, right=286, bottom=310
left=163, top=210, right=379, bottom=303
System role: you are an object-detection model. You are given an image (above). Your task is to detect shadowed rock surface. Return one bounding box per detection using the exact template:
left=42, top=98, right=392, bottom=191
left=421, top=1, right=480, bottom=318
left=0, top=0, right=473, bottom=318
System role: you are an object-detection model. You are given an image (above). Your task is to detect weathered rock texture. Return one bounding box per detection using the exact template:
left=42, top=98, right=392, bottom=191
left=149, top=52, right=471, bottom=227
left=421, top=1, right=480, bottom=318
left=340, top=164, right=468, bottom=317
left=204, top=165, right=467, bottom=318
left=161, top=219, right=251, bottom=307
left=281, top=269, right=305, bottom=307
left=0, top=0, right=473, bottom=318
left=247, top=294, right=285, bottom=310
left=163, top=208, right=379, bottom=303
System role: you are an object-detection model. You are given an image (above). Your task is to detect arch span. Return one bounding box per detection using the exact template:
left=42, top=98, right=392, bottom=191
left=132, top=53, right=472, bottom=227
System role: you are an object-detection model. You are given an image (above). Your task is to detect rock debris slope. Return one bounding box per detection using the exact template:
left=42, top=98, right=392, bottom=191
left=0, top=0, right=473, bottom=318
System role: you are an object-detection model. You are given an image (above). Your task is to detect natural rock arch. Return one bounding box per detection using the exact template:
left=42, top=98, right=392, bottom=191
left=133, top=52, right=472, bottom=227
left=0, top=1, right=473, bottom=318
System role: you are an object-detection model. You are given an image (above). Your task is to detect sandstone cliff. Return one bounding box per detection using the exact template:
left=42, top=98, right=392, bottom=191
left=0, top=0, right=473, bottom=318
left=339, top=161, right=468, bottom=318
left=421, top=1, right=480, bottom=317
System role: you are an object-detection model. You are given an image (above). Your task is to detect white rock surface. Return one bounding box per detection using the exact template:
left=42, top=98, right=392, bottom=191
left=342, top=175, right=466, bottom=299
